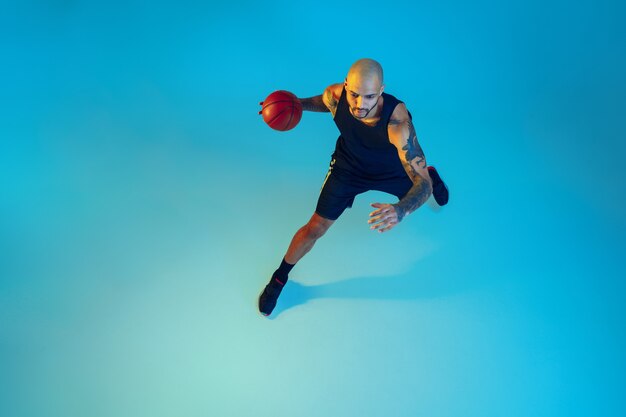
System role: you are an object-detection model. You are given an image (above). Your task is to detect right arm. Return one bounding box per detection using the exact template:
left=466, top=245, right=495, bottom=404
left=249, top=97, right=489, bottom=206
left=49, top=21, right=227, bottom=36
left=299, top=83, right=342, bottom=116
left=299, top=95, right=328, bottom=112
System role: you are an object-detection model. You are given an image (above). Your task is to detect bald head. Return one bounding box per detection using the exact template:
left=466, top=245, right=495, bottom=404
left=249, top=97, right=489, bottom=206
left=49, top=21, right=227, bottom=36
left=346, top=58, right=384, bottom=88
left=344, top=59, right=385, bottom=119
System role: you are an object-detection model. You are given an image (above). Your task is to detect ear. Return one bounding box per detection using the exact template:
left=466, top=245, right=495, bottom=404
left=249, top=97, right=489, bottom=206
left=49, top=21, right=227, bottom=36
left=380, top=84, right=385, bottom=95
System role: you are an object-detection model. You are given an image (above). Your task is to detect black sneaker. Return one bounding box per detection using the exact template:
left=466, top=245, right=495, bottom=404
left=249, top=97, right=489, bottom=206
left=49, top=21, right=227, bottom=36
left=258, top=277, right=286, bottom=316
left=428, top=166, right=449, bottom=206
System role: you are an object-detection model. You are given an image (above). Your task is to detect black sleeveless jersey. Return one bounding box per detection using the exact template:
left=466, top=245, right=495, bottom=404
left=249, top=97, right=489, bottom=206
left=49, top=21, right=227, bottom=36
left=332, top=87, right=408, bottom=180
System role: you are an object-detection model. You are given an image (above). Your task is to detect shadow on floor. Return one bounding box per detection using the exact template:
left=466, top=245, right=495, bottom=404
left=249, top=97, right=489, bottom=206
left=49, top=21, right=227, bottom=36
left=266, top=257, right=491, bottom=318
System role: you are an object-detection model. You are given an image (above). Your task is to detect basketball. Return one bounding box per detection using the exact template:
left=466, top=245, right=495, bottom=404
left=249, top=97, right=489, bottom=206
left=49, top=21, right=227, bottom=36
left=259, top=90, right=303, bottom=131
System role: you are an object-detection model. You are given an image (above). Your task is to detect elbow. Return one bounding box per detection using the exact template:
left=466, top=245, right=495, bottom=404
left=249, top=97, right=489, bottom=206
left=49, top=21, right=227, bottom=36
left=420, top=176, right=433, bottom=197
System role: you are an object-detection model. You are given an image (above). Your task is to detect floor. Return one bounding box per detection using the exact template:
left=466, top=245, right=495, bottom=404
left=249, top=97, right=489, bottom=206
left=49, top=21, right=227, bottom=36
left=1, top=2, right=625, bottom=416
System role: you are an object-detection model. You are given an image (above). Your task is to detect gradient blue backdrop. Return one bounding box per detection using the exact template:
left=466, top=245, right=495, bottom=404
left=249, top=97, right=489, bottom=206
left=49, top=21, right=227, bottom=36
left=1, top=1, right=625, bottom=416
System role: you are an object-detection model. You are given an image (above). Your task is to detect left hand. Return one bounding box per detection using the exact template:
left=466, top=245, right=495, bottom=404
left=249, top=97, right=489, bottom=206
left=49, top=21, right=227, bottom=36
left=368, top=203, right=400, bottom=233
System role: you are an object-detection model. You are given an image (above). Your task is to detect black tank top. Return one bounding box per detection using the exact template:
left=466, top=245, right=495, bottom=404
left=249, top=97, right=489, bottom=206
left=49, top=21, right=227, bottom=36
left=332, top=87, right=407, bottom=180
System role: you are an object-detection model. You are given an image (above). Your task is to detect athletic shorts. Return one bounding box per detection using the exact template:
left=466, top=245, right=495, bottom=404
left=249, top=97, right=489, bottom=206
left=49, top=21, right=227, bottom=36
left=315, top=158, right=414, bottom=221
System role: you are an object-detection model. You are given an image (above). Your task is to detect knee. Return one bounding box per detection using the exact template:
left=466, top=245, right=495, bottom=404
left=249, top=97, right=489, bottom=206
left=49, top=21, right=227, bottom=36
left=305, top=218, right=332, bottom=240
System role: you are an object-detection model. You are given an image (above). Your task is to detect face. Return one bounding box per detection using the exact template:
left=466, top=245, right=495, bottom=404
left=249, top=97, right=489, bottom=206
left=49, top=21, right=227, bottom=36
left=344, top=74, right=384, bottom=119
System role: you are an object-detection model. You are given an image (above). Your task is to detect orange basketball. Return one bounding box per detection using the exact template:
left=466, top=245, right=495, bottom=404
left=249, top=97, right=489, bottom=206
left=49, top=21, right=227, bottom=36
left=260, top=90, right=303, bottom=131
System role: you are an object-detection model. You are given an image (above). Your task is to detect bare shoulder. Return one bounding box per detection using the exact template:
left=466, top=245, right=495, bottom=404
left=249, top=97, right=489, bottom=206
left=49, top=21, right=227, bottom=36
left=323, top=83, right=343, bottom=115
left=389, top=102, right=410, bottom=126
left=326, top=83, right=343, bottom=100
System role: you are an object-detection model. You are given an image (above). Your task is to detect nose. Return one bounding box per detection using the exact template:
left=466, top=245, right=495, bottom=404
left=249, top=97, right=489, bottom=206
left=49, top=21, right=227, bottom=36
left=356, top=96, right=364, bottom=109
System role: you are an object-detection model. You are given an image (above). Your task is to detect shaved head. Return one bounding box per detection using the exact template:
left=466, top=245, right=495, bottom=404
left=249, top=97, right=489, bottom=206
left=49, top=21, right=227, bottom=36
left=346, top=58, right=384, bottom=88
left=344, top=58, right=385, bottom=119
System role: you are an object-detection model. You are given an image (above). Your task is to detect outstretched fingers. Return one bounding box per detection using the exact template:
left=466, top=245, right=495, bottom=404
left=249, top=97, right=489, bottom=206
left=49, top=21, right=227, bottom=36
left=368, top=203, right=399, bottom=233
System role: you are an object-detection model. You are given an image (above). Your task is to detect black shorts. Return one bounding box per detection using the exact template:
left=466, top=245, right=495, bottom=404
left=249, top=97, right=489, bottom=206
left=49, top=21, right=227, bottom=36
left=315, top=158, right=414, bottom=221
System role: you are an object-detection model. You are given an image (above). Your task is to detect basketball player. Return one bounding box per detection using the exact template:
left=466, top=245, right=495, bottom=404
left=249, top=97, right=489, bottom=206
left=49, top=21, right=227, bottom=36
left=259, top=58, right=449, bottom=316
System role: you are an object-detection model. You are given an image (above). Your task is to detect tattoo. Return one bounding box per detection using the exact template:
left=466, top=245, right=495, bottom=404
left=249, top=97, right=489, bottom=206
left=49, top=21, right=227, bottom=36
left=300, top=95, right=330, bottom=112
left=393, top=120, right=431, bottom=221
left=324, top=89, right=338, bottom=116
left=401, top=120, right=426, bottom=173
left=393, top=178, right=432, bottom=221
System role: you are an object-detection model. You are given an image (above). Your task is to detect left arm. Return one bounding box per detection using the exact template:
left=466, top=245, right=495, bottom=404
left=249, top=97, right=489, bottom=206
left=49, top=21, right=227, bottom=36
left=369, top=103, right=433, bottom=232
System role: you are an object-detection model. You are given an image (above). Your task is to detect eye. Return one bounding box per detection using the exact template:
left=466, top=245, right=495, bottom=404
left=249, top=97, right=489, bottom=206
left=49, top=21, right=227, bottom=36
left=350, top=93, right=358, bottom=98
left=366, top=95, right=375, bottom=99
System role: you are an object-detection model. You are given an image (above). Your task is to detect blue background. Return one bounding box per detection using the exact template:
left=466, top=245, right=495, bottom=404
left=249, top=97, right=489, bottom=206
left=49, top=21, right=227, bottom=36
left=1, top=1, right=625, bottom=416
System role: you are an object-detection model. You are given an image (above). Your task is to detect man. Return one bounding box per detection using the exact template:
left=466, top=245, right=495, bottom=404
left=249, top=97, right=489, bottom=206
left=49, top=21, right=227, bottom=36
left=258, top=58, right=448, bottom=316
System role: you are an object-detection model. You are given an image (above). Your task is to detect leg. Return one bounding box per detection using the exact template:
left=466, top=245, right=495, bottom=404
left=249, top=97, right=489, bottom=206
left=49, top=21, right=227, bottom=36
left=259, top=161, right=358, bottom=316
left=284, top=212, right=334, bottom=265
left=284, top=161, right=358, bottom=265
left=258, top=213, right=334, bottom=316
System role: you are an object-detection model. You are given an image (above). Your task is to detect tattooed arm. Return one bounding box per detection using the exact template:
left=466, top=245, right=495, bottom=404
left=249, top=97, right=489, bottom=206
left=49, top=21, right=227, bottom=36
left=389, top=104, right=433, bottom=220
left=299, top=83, right=342, bottom=115
left=299, top=95, right=329, bottom=112
left=369, top=103, right=433, bottom=232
